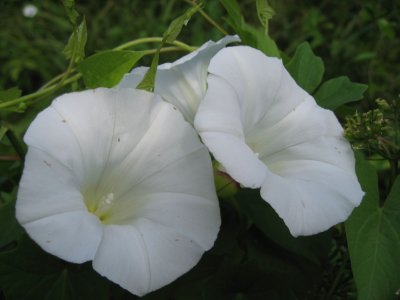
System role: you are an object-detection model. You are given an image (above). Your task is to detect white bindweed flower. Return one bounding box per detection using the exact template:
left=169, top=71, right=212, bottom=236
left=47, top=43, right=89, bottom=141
left=194, top=46, right=364, bottom=237
left=119, top=35, right=240, bottom=124
left=22, top=4, right=38, bottom=18
left=16, top=88, right=220, bottom=296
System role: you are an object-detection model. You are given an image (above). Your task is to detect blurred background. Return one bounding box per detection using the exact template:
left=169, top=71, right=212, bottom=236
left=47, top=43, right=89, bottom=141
left=0, top=0, right=399, bottom=100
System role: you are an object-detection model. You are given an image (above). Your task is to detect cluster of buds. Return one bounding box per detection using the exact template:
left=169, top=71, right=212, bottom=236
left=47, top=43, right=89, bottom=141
left=345, top=98, right=399, bottom=160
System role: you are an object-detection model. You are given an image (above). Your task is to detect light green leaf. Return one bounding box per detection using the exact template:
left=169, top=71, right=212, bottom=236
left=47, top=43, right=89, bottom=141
left=77, top=50, right=145, bottom=88
left=62, top=0, right=79, bottom=25
left=243, top=23, right=280, bottom=58
left=314, top=76, right=368, bottom=109
left=219, top=0, right=243, bottom=28
left=63, top=19, right=87, bottom=63
left=346, top=154, right=400, bottom=300
left=0, top=87, right=21, bottom=103
left=256, top=0, right=275, bottom=34
left=0, top=235, right=110, bottom=300
left=137, top=6, right=199, bottom=92
left=164, top=5, right=200, bottom=43
left=135, top=50, right=159, bottom=92
left=220, top=0, right=280, bottom=57
left=286, top=42, right=324, bottom=93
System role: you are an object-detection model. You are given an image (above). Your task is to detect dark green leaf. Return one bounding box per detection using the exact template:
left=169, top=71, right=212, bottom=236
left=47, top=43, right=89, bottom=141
left=0, top=123, right=26, bottom=158
left=0, top=125, right=8, bottom=141
left=236, top=189, right=331, bottom=264
left=314, top=76, right=368, bottom=109
left=346, top=154, right=400, bottom=300
left=0, top=192, right=23, bottom=249
left=0, top=235, right=110, bottom=300
left=0, top=87, right=21, bottom=103
left=63, top=19, right=87, bottom=63
left=286, top=42, right=324, bottom=93
left=78, top=50, right=145, bottom=88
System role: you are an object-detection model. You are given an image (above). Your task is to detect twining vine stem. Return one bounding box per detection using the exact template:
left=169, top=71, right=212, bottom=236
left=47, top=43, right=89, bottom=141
left=0, top=38, right=194, bottom=110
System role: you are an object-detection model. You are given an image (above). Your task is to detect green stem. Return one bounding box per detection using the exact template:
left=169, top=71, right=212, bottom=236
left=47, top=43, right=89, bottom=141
left=39, top=72, right=68, bottom=90
left=184, top=0, right=229, bottom=35
left=0, top=37, right=195, bottom=110
left=114, top=37, right=195, bottom=52
left=0, top=74, right=81, bottom=110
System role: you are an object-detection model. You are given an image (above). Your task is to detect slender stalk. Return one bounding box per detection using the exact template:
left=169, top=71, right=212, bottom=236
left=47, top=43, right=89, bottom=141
left=184, top=0, right=229, bottom=35
left=39, top=71, right=68, bottom=90
left=0, top=74, right=81, bottom=110
left=5, top=128, right=26, bottom=159
left=323, top=251, right=349, bottom=300
left=0, top=38, right=194, bottom=110
left=114, top=37, right=195, bottom=52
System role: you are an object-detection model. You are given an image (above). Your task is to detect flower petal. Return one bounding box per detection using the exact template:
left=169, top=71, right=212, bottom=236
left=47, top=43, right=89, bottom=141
left=195, top=46, right=364, bottom=236
left=16, top=148, right=103, bottom=263
left=120, top=35, right=240, bottom=123
left=18, top=87, right=220, bottom=295
left=93, top=218, right=206, bottom=296
left=261, top=160, right=363, bottom=236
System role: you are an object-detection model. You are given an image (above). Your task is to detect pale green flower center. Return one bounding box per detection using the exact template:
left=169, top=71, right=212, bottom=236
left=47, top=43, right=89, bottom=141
left=83, top=188, right=116, bottom=224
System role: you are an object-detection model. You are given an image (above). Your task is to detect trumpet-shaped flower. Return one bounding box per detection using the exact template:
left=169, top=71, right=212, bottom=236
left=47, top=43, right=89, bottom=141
left=119, top=35, right=240, bottom=124
left=194, top=46, right=364, bottom=237
left=16, top=88, right=220, bottom=296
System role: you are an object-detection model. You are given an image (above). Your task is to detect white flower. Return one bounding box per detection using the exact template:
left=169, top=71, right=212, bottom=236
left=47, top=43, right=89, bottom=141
left=22, top=4, right=38, bottom=18
left=194, top=46, right=364, bottom=237
left=119, top=35, right=240, bottom=124
left=16, top=88, right=220, bottom=296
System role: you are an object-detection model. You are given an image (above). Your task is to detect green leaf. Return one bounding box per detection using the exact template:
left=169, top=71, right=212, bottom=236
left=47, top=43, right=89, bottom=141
left=63, top=19, right=87, bottom=63
left=314, top=76, right=368, bottom=110
left=286, top=42, right=324, bottom=93
left=135, top=51, right=159, bottom=92
left=62, top=0, right=79, bottom=25
left=256, top=0, right=275, bottom=34
left=243, top=24, right=280, bottom=58
left=0, top=87, right=21, bottom=103
left=220, top=0, right=280, bottom=57
left=163, top=5, right=200, bottom=43
left=346, top=155, right=400, bottom=300
left=219, top=0, right=243, bottom=28
left=235, top=189, right=331, bottom=264
left=0, top=192, right=23, bottom=249
left=0, top=235, right=110, bottom=300
left=77, top=50, right=145, bottom=88
left=137, top=6, right=199, bottom=92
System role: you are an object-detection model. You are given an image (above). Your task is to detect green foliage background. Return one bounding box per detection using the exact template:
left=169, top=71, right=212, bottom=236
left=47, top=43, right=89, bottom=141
left=0, top=0, right=399, bottom=299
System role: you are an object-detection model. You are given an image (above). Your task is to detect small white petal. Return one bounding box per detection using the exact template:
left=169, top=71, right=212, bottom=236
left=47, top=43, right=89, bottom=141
left=120, top=35, right=240, bottom=123
left=93, top=225, right=152, bottom=296
left=22, top=211, right=103, bottom=263
left=195, top=46, right=364, bottom=236
left=16, top=148, right=85, bottom=224
left=260, top=160, right=364, bottom=236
